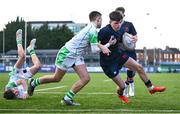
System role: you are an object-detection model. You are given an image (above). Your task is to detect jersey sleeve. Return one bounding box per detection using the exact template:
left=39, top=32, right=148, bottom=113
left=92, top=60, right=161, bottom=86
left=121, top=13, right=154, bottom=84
left=98, top=28, right=109, bottom=45
left=5, top=82, right=17, bottom=90
left=129, top=22, right=137, bottom=36
left=90, top=32, right=98, bottom=44
left=8, top=67, right=17, bottom=77
left=89, top=30, right=100, bottom=53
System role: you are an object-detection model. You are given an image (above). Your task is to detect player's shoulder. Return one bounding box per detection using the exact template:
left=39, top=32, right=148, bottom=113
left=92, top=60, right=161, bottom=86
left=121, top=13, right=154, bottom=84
left=85, top=23, right=97, bottom=33
left=124, top=21, right=134, bottom=25
left=77, top=23, right=95, bottom=36
left=100, top=24, right=113, bottom=33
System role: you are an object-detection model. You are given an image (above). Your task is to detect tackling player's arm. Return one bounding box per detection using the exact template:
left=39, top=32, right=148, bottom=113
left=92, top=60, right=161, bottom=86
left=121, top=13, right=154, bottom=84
left=98, top=36, right=117, bottom=56
left=90, top=34, right=116, bottom=55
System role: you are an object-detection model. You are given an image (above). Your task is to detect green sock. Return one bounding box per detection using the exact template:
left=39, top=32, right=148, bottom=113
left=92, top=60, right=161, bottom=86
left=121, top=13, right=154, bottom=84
left=31, top=78, right=40, bottom=87
left=64, top=90, right=75, bottom=100
left=29, top=49, right=36, bottom=57
left=16, top=39, right=22, bottom=45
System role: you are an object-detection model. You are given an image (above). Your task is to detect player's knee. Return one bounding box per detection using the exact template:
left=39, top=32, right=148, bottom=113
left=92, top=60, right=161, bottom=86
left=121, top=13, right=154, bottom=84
left=19, top=53, right=26, bottom=60
left=53, top=76, right=61, bottom=82
left=38, top=63, right=42, bottom=69
left=36, top=62, right=42, bottom=70
left=33, top=61, right=42, bottom=71
left=82, top=76, right=90, bottom=84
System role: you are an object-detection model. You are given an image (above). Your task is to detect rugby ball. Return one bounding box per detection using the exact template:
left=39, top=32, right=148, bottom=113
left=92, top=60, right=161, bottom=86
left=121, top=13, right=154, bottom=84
left=122, top=32, right=135, bottom=50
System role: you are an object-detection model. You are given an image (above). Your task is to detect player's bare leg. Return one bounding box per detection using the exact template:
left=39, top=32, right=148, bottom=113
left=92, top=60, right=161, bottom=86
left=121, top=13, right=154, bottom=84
left=61, top=64, right=90, bottom=106
left=27, top=39, right=41, bottom=75
left=124, top=57, right=166, bottom=94
left=126, top=70, right=135, bottom=97
left=28, top=67, right=66, bottom=96
left=71, top=64, right=90, bottom=93
left=14, top=29, right=25, bottom=69
left=112, top=75, right=130, bottom=103
left=40, top=68, right=66, bottom=84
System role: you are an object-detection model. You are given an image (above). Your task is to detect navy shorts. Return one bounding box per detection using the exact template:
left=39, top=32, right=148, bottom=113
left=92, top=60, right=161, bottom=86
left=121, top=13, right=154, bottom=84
left=101, top=52, right=129, bottom=78
left=124, top=50, right=137, bottom=60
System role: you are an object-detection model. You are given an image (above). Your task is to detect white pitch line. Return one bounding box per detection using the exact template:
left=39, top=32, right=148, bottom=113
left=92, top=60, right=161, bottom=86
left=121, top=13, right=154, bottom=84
left=35, top=85, right=66, bottom=92
left=103, top=79, right=112, bottom=82
left=87, top=92, right=114, bottom=95
left=34, top=85, right=114, bottom=94
left=36, top=91, right=114, bottom=95
left=0, top=109, right=180, bottom=113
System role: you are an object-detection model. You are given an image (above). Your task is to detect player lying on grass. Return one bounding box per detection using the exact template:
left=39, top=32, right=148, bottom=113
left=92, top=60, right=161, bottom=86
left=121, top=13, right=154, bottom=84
left=3, top=29, right=41, bottom=100
left=98, top=11, right=166, bottom=104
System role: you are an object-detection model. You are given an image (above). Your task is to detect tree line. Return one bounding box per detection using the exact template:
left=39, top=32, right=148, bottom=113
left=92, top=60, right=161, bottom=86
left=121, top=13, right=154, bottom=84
left=0, top=17, right=74, bottom=53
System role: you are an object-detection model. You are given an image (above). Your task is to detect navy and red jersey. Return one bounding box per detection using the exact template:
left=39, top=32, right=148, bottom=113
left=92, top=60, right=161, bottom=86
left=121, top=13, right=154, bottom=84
left=98, top=24, right=120, bottom=52
left=98, top=24, right=127, bottom=66
left=119, top=21, right=137, bottom=59
left=98, top=24, right=129, bottom=78
left=119, top=21, right=137, bottom=37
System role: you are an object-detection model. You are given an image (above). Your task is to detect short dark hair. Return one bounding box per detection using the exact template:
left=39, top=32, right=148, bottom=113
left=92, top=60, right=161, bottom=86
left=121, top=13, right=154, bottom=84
left=89, top=11, right=102, bottom=21
left=4, top=90, right=16, bottom=100
left=115, top=7, right=125, bottom=14
left=109, top=11, right=123, bottom=21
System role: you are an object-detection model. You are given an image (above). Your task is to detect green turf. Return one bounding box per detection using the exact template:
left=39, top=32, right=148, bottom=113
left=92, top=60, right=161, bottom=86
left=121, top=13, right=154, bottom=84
left=0, top=73, right=180, bottom=113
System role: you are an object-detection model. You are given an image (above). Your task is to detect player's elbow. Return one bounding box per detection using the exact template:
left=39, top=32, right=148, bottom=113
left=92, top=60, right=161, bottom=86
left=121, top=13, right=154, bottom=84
left=91, top=48, right=99, bottom=53
left=91, top=43, right=100, bottom=53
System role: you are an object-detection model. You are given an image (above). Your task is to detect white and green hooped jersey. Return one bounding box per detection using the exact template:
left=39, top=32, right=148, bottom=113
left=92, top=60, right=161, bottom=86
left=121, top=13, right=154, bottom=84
left=5, top=67, right=32, bottom=98
left=5, top=81, right=24, bottom=98
left=64, top=23, right=98, bottom=56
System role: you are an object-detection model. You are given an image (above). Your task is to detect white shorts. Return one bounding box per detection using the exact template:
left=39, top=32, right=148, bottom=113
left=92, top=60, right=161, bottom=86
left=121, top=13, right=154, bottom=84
left=9, top=67, right=33, bottom=81
left=55, top=47, right=85, bottom=71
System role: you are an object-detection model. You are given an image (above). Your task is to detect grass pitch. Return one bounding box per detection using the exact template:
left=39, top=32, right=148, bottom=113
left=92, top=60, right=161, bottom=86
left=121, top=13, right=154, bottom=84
left=0, top=72, right=180, bottom=113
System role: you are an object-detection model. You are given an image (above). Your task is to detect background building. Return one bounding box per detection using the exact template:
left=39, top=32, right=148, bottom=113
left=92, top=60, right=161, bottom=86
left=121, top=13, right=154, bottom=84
left=28, top=21, right=86, bottom=34
left=1, top=21, right=179, bottom=73
left=1, top=46, right=180, bottom=73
